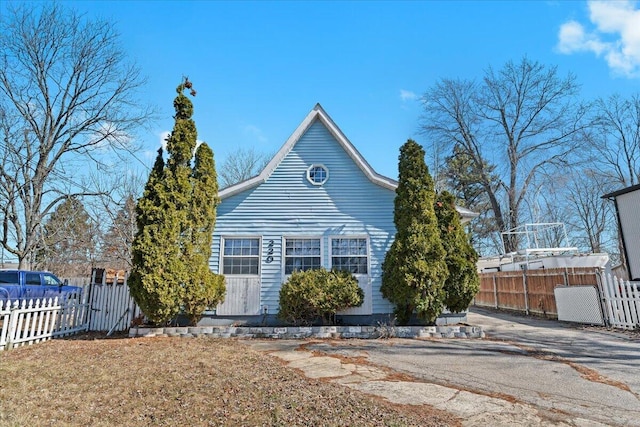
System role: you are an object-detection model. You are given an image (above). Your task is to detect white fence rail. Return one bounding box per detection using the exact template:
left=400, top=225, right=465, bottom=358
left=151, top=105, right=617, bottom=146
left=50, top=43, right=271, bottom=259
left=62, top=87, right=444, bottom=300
left=599, top=273, right=640, bottom=329
left=0, top=297, right=89, bottom=351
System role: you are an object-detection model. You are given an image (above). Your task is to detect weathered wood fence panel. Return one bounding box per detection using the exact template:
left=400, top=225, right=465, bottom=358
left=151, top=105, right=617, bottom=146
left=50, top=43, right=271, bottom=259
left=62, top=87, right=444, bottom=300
left=497, top=274, right=527, bottom=311
left=87, top=269, right=141, bottom=332
left=474, top=268, right=599, bottom=317
left=216, top=277, right=261, bottom=316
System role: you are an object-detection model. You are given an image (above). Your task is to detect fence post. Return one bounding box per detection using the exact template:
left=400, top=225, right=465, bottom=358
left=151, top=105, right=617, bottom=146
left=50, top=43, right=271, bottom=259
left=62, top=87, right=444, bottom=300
left=5, top=301, right=21, bottom=350
left=86, top=269, right=98, bottom=329
left=594, top=268, right=611, bottom=327
left=493, top=274, right=498, bottom=309
left=522, top=268, right=530, bottom=315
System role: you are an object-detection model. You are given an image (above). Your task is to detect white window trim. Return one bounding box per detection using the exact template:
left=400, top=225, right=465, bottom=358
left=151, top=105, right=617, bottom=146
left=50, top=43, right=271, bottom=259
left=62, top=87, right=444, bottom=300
left=328, top=235, right=370, bottom=277
left=306, top=164, right=329, bottom=186
left=220, top=236, right=262, bottom=277
left=282, top=236, right=324, bottom=277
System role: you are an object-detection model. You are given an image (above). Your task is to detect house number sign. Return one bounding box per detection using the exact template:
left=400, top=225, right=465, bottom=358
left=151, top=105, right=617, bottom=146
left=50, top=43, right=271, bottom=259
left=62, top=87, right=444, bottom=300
left=266, top=240, right=274, bottom=263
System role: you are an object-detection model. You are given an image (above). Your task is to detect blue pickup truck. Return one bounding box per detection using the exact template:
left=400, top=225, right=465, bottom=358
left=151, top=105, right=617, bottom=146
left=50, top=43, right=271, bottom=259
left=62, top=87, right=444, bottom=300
left=0, top=270, right=83, bottom=303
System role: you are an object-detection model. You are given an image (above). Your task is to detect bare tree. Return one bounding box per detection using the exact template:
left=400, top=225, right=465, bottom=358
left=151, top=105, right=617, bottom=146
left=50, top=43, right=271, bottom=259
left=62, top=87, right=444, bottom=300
left=89, top=168, right=145, bottom=270
left=564, top=170, right=616, bottom=253
left=0, top=3, right=152, bottom=268
left=587, top=93, right=640, bottom=187
left=100, top=194, right=137, bottom=270
left=422, top=57, right=588, bottom=252
left=218, top=147, right=271, bottom=188
left=584, top=93, right=640, bottom=270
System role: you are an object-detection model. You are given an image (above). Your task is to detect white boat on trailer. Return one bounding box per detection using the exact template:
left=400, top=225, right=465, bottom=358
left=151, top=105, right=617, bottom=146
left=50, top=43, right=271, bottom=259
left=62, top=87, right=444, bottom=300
left=477, top=222, right=610, bottom=273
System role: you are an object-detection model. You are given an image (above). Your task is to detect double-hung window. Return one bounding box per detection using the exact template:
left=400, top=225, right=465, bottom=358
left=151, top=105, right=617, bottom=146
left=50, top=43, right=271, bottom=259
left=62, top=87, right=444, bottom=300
left=284, top=238, right=321, bottom=274
left=330, top=237, right=368, bottom=274
left=222, top=238, right=260, bottom=275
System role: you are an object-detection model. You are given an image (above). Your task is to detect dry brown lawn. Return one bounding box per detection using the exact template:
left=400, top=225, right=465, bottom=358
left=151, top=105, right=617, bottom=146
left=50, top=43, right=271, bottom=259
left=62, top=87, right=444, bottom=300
left=0, top=335, right=455, bottom=426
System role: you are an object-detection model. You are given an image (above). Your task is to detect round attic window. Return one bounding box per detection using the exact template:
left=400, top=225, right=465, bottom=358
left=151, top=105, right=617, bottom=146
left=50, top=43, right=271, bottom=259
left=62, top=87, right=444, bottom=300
left=307, top=164, right=329, bottom=185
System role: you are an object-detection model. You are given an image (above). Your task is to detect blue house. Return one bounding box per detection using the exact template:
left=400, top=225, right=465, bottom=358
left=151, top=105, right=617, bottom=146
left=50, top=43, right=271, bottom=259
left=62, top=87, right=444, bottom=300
left=209, top=104, right=476, bottom=324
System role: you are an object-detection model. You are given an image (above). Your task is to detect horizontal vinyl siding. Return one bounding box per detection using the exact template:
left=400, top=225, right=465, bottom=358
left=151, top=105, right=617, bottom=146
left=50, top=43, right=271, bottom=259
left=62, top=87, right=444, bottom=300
left=213, top=120, right=395, bottom=314
left=618, top=190, right=640, bottom=280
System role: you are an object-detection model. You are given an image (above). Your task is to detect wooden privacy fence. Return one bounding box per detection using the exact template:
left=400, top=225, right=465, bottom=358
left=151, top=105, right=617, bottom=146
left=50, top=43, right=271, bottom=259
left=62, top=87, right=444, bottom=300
left=474, top=267, right=599, bottom=317
left=0, top=296, right=89, bottom=351
left=87, top=268, right=141, bottom=333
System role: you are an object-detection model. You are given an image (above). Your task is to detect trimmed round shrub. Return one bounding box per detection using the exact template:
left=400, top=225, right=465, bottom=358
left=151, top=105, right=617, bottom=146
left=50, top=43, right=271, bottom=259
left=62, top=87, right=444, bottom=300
left=278, top=269, right=364, bottom=326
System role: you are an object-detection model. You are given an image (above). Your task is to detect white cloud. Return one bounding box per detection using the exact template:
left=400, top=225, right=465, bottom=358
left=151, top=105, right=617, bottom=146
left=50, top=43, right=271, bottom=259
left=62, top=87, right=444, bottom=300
left=557, top=0, right=640, bottom=78
left=158, top=131, right=170, bottom=151
left=243, top=124, right=268, bottom=143
left=89, top=121, right=134, bottom=150
left=400, top=89, right=418, bottom=101
left=142, top=149, right=157, bottom=162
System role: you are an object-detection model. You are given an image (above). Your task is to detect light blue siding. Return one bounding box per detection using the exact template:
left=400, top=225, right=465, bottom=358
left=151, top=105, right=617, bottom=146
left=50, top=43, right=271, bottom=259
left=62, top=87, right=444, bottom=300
left=211, top=119, right=396, bottom=315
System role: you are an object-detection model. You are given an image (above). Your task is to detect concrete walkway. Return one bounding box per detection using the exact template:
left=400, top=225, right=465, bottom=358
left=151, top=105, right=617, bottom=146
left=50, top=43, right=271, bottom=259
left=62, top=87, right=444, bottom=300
left=244, top=309, right=640, bottom=426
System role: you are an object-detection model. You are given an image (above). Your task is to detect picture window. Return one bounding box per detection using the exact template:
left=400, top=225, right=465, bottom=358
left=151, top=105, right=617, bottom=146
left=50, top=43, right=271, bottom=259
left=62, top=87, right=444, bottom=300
left=331, top=238, right=368, bottom=274
left=284, top=238, right=321, bottom=274
left=222, top=238, right=260, bottom=275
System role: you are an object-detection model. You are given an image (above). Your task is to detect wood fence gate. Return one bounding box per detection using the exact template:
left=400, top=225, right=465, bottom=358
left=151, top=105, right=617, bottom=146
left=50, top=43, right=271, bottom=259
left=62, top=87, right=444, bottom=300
left=87, top=269, right=141, bottom=333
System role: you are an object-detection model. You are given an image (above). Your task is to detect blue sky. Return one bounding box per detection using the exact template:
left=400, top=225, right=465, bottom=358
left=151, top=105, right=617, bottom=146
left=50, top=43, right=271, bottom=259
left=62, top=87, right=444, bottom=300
left=37, top=1, right=640, bottom=178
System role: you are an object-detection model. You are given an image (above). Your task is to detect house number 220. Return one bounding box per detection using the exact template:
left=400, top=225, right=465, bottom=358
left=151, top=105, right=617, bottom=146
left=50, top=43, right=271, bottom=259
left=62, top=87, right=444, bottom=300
left=265, top=240, right=274, bottom=263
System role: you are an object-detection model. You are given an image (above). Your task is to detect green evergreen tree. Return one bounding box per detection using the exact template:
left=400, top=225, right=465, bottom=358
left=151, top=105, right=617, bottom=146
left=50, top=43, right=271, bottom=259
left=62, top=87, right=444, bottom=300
left=129, top=148, right=183, bottom=325
left=435, top=191, right=480, bottom=313
left=381, top=139, right=448, bottom=324
left=444, top=144, right=500, bottom=255
left=182, top=142, right=225, bottom=325
left=36, top=197, right=97, bottom=277
left=129, top=79, right=225, bottom=326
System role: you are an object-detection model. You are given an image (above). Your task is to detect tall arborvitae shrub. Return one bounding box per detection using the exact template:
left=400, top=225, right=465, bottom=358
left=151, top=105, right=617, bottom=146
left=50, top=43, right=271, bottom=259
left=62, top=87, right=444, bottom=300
left=381, top=139, right=448, bottom=324
left=130, top=79, right=225, bottom=326
left=435, top=191, right=480, bottom=313
left=129, top=148, right=183, bottom=325
left=183, top=142, right=225, bottom=325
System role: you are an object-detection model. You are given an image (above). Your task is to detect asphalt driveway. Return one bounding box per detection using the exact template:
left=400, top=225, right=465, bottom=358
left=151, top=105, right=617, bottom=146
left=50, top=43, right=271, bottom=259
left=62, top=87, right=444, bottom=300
left=248, top=308, right=640, bottom=426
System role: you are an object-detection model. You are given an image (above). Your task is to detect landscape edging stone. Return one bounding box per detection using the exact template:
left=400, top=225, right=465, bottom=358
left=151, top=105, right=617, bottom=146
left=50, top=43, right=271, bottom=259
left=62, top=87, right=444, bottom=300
left=129, top=325, right=485, bottom=339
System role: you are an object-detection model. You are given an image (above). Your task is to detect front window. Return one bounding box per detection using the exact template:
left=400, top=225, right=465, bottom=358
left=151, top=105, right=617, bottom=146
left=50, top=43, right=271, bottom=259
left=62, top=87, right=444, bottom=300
left=331, top=238, right=368, bottom=274
left=222, top=238, right=260, bottom=275
left=285, top=238, right=321, bottom=274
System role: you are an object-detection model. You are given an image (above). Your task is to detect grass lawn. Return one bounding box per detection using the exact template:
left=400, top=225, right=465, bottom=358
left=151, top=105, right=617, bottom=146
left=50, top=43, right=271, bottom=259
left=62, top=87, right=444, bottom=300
left=0, top=335, right=455, bottom=426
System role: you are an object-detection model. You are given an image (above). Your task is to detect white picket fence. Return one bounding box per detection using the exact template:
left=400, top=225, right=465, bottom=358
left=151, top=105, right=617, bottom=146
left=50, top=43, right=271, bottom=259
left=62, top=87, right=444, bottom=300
left=0, top=296, right=89, bottom=351
left=599, top=272, right=640, bottom=329
left=0, top=269, right=144, bottom=350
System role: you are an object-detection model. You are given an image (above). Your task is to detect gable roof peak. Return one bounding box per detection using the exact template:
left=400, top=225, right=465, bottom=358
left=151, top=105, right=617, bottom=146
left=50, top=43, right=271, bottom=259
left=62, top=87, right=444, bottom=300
left=219, top=104, right=398, bottom=199
left=217, top=104, right=478, bottom=222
